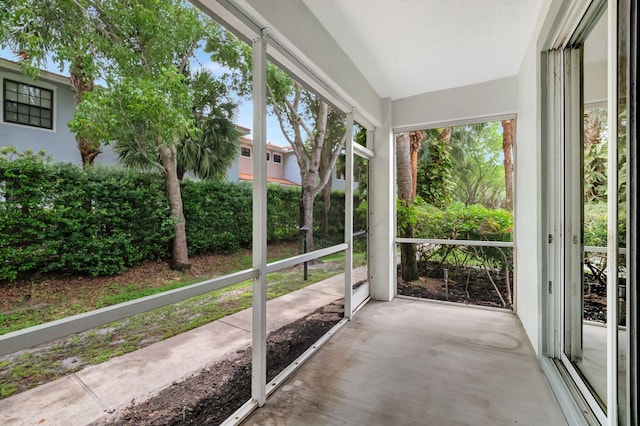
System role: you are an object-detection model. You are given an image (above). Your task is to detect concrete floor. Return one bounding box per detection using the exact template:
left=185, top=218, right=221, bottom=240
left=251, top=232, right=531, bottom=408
left=244, top=298, right=568, bottom=426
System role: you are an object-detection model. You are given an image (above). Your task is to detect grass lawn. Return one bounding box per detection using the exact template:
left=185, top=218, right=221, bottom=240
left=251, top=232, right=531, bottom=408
left=0, top=243, right=367, bottom=399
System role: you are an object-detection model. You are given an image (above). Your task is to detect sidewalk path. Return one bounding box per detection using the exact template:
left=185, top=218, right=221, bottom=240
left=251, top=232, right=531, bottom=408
left=0, top=267, right=366, bottom=426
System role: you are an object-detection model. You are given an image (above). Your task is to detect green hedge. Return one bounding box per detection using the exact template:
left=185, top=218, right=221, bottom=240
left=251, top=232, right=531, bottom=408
left=414, top=202, right=513, bottom=242
left=0, top=158, right=173, bottom=281
left=0, top=155, right=347, bottom=281
left=412, top=202, right=513, bottom=269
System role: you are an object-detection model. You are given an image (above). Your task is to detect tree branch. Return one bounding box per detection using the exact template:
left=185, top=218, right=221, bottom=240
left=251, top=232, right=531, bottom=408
left=266, top=83, right=296, bottom=146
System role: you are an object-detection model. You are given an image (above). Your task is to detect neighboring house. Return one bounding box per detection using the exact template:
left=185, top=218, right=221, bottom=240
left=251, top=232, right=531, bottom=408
left=1, top=57, right=346, bottom=190
left=0, top=57, right=118, bottom=166
left=227, top=136, right=350, bottom=190
left=227, top=137, right=300, bottom=186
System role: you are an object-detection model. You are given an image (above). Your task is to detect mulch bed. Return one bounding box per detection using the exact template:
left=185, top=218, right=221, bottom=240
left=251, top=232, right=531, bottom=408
left=397, top=264, right=512, bottom=310
left=95, top=300, right=344, bottom=426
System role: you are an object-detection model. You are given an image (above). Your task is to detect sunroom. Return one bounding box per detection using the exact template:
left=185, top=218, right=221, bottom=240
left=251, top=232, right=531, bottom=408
left=0, top=0, right=637, bottom=425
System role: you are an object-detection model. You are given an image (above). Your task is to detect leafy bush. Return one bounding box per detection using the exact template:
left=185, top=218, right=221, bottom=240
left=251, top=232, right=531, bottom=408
left=0, top=156, right=173, bottom=281
left=414, top=201, right=512, bottom=242
left=0, top=152, right=346, bottom=281
left=413, top=202, right=513, bottom=270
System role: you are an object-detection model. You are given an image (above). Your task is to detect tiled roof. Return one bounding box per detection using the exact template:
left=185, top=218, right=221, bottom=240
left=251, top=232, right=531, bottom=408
left=238, top=173, right=300, bottom=187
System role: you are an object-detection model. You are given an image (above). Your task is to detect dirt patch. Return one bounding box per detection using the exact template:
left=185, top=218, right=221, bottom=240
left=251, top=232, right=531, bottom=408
left=0, top=242, right=299, bottom=315
left=95, top=300, right=344, bottom=426
left=397, top=264, right=512, bottom=310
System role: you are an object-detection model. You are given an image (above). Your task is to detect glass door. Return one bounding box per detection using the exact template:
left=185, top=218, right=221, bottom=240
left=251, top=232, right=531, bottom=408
left=549, top=0, right=631, bottom=423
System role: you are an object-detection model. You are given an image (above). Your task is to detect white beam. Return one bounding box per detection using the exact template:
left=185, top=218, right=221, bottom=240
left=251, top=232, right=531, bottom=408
left=344, top=113, right=355, bottom=319
left=369, top=99, right=395, bottom=301
left=606, top=0, right=619, bottom=422
left=251, top=31, right=268, bottom=407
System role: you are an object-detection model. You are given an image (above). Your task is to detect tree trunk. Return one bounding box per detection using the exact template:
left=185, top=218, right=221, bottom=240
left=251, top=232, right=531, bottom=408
left=397, top=133, right=413, bottom=203
left=319, top=132, right=333, bottom=237
left=396, top=132, right=419, bottom=281
left=501, top=120, right=514, bottom=211
left=409, top=131, right=425, bottom=201
left=159, top=143, right=190, bottom=270
left=70, top=57, right=101, bottom=168
left=300, top=189, right=316, bottom=252
left=321, top=184, right=331, bottom=237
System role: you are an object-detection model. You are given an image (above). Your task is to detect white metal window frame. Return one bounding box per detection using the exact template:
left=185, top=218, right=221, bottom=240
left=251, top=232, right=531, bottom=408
left=543, top=0, right=625, bottom=424
left=393, top=113, right=519, bottom=310
left=1, top=3, right=379, bottom=425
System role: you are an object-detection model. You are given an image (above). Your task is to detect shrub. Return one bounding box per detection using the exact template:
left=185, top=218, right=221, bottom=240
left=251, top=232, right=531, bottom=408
left=0, top=152, right=347, bottom=281
left=0, top=156, right=174, bottom=280
left=413, top=202, right=513, bottom=270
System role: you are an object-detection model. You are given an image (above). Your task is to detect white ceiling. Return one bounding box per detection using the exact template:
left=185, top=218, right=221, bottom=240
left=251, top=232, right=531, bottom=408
left=302, top=0, right=544, bottom=100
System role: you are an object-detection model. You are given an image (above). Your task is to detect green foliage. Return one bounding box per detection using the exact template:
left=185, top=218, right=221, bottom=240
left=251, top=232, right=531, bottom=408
left=449, top=123, right=505, bottom=208
left=417, top=129, right=454, bottom=207
left=413, top=202, right=513, bottom=269
left=396, top=199, right=417, bottom=236
left=0, top=156, right=173, bottom=281
left=414, top=202, right=513, bottom=241
left=583, top=202, right=626, bottom=247
left=182, top=180, right=252, bottom=255
left=0, top=153, right=347, bottom=281
left=267, top=184, right=302, bottom=242
left=70, top=69, right=195, bottom=158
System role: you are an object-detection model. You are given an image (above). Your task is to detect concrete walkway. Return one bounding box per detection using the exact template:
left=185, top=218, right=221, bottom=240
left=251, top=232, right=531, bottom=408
left=0, top=269, right=357, bottom=426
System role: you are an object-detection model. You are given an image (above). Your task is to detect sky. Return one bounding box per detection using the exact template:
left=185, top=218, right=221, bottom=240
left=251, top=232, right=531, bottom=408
left=1, top=47, right=290, bottom=147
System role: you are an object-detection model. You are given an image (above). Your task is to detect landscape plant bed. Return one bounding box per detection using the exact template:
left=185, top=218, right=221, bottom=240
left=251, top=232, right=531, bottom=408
left=398, top=263, right=614, bottom=323
left=96, top=300, right=344, bottom=426
left=0, top=242, right=356, bottom=399
left=397, top=263, right=513, bottom=310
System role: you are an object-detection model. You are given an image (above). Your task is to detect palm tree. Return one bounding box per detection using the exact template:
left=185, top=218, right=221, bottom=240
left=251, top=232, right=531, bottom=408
left=115, top=70, right=241, bottom=181
left=396, top=132, right=419, bottom=281
left=409, top=130, right=425, bottom=201
left=178, top=71, right=241, bottom=181
left=501, top=120, right=514, bottom=211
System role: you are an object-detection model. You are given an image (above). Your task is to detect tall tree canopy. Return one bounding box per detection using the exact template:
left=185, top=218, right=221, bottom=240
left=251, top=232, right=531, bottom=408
left=65, top=0, right=239, bottom=270
left=449, top=123, right=505, bottom=208
left=1, top=0, right=102, bottom=166
left=206, top=30, right=347, bottom=251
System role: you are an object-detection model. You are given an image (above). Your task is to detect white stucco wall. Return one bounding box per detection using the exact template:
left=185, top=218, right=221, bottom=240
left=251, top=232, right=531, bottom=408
left=392, top=76, right=519, bottom=129
left=0, top=65, right=119, bottom=167
left=370, top=98, right=395, bottom=301
left=584, top=61, right=607, bottom=105
left=283, top=152, right=301, bottom=184
left=514, top=36, right=543, bottom=355
left=0, top=68, right=78, bottom=162
left=513, top=0, right=559, bottom=355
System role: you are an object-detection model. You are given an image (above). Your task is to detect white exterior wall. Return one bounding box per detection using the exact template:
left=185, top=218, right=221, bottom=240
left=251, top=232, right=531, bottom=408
left=514, top=36, right=543, bottom=355
left=283, top=152, right=301, bottom=185
left=513, top=0, right=558, bottom=355
left=393, top=76, right=519, bottom=129
left=369, top=98, right=395, bottom=301
left=585, top=61, right=607, bottom=104
left=0, top=63, right=119, bottom=168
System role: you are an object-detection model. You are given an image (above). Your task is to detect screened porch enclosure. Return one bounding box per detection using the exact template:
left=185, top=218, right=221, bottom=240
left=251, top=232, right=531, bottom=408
left=0, top=0, right=636, bottom=425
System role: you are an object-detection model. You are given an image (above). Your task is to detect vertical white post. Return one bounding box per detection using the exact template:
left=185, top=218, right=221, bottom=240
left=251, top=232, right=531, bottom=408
left=606, top=0, right=619, bottom=423
left=369, top=98, right=395, bottom=301
left=344, top=113, right=354, bottom=319
left=251, top=31, right=268, bottom=407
